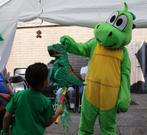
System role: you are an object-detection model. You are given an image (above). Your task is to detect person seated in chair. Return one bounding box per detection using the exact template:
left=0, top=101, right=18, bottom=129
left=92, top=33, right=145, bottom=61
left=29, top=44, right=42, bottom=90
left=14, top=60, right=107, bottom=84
left=0, top=68, right=13, bottom=130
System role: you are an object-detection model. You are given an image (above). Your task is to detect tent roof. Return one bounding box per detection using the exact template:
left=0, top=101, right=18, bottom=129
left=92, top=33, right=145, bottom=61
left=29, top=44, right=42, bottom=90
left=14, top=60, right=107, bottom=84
left=0, top=0, right=147, bottom=71
left=1, top=0, right=147, bottom=28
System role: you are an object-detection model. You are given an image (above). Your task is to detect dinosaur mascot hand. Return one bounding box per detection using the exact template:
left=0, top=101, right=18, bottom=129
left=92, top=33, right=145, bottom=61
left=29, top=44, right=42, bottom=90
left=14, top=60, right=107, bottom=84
left=117, top=99, right=130, bottom=112
left=60, top=35, right=76, bottom=46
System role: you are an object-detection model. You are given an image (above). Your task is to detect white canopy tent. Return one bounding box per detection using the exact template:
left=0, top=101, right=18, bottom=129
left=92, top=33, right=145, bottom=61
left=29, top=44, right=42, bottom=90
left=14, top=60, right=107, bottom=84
left=0, top=0, right=147, bottom=72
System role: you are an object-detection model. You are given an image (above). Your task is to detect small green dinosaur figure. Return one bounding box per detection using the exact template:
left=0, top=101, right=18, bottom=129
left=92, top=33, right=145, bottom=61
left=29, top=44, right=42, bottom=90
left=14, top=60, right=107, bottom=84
left=48, top=43, right=83, bottom=87
left=60, top=2, right=135, bottom=135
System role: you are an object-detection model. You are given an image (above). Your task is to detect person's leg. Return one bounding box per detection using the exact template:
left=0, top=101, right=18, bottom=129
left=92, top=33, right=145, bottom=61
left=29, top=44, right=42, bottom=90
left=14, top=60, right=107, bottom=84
left=0, top=109, right=6, bottom=130
left=99, top=108, right=117, bottom=135
left=78, top=94, right=98, bottom=135
left=78, top=86, right=83, bottom=112
left=79, top=86, right=83, bottom=105
left=67, top=87, right=75, bottom=109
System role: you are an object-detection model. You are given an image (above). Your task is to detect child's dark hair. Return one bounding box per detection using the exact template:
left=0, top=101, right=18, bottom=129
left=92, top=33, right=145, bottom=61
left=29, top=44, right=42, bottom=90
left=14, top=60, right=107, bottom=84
left=25, top=63, right=48, bottom=89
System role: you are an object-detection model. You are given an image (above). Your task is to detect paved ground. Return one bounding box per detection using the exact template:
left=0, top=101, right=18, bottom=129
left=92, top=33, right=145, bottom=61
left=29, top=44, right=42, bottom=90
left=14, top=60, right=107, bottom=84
left=44, top=93, right=147, bottom=135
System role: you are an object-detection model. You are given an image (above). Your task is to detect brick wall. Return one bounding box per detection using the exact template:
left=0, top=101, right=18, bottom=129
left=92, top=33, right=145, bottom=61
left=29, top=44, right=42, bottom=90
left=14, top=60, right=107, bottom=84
left=6, top=26, right=147, bottom=75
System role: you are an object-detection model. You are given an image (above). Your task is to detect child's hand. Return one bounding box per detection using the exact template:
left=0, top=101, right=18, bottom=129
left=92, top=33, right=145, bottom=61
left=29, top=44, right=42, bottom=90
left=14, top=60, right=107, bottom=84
left=55, top=107, right=64, bottom=116
left=45, top=108, right=64, bottom=126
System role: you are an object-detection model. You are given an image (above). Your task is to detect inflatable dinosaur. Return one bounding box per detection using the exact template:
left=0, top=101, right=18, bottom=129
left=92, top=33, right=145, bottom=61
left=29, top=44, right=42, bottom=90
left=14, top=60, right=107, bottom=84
left=60, top=3, right=135, bottom=135
left=47, top=44, right=83, bottom=132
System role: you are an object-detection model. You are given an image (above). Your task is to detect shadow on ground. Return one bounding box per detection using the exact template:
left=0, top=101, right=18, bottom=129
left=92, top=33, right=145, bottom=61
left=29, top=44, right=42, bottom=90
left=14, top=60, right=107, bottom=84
left=44, top=94, right=147, bottom=135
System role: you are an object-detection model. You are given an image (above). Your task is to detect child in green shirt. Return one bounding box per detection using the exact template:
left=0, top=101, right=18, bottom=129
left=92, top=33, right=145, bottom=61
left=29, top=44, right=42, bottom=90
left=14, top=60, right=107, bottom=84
left=2, top=63, right=63, bottom=135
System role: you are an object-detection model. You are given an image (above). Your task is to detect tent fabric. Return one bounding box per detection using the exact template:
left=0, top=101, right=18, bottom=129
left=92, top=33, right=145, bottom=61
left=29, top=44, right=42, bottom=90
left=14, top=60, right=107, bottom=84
left=0, top=0, right=42, bottom=72
left=0, top=20, right=17, bottom=72
left=0, top=0, right=147, bottom=72
left=0, top=0, right=11, bottom=8
left=0, top=0, right=42, bottom=22
left=41, top=0, right=147, bottom=28
left=127, top=41, right=145, bottom=85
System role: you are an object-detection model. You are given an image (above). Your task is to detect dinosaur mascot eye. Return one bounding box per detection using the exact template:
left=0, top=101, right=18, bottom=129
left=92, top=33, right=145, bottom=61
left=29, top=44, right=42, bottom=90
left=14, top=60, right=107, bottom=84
left=114, top=15, right=128, bottom=31
left=106, top=12, right=118, bottom=24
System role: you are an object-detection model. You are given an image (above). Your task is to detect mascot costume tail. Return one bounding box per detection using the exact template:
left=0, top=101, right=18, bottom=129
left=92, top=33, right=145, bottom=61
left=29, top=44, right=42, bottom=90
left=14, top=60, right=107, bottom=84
left=60, top=2, right=136, bottom=135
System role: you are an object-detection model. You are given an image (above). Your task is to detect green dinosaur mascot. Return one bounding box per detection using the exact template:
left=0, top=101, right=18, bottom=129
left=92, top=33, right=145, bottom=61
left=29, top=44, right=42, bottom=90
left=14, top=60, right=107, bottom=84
left=60, top=3, right=135, bottom=135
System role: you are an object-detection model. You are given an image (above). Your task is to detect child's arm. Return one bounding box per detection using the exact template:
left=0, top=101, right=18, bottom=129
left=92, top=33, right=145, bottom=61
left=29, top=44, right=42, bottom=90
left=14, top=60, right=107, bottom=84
left=44, top=107, right=63, bottom=127
left=0, top=93, right=11, bottom=101
left=2, top=112, right=12, bottom=135
left=6, top=83, right=13, bottom=96
left=2, top=93, right=18, bottom=134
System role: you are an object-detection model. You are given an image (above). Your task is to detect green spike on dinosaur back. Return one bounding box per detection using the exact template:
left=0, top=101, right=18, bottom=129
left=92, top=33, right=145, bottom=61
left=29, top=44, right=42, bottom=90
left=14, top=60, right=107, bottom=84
left=123, top=2, right=128, bottom=11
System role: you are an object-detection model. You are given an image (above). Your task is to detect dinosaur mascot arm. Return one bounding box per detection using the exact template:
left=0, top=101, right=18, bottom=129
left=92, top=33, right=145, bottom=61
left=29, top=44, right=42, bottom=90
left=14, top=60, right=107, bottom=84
left=117, top=47, right=131, bottom=112
left=60, top=35, right=96, bottom=57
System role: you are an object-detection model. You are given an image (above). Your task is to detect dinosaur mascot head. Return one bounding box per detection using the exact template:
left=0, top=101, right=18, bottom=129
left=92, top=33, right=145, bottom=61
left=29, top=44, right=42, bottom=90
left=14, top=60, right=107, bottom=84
left=94, top=2, right=135, bottom=48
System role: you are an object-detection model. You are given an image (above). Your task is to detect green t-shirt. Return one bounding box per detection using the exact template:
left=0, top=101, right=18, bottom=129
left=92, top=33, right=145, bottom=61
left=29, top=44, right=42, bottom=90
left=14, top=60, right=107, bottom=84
left=6, top=89, right=54, bottom=135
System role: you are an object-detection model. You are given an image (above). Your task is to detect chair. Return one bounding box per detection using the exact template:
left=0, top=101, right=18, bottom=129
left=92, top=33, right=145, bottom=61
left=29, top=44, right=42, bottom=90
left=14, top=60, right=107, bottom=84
left=14, top=68, right=26, bottom=79
left=9, top=76, right=28, bottom=93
